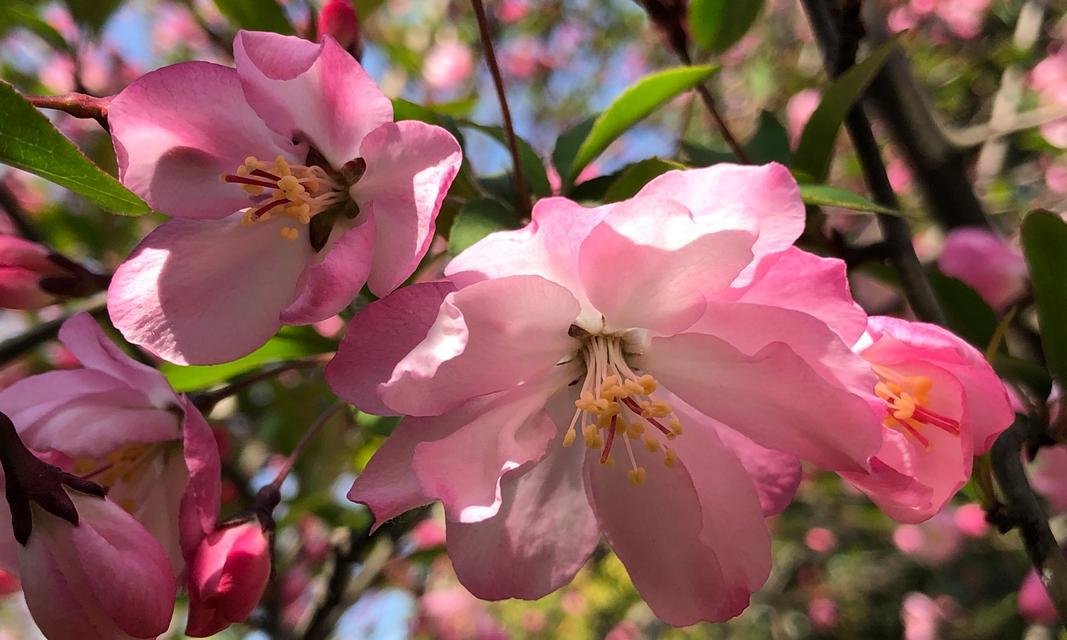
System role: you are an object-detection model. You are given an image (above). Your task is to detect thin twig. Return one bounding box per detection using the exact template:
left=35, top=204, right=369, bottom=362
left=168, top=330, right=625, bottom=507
left=693, top=85, right=750, bottom=163
left=191, top=358, right=325, bottom=413
left=801, top=0, right=946, bottom=325
left=0, top=299, right=107, bottom=367
left=268, top=401, right=347, bottom=491
left=470, top=0, right=530, bottom=216
left=25, top=93, right=110, bottom=130
left=990, top=415, right=1067, bottom=623
left=948, top=104, right=1067, bottom=149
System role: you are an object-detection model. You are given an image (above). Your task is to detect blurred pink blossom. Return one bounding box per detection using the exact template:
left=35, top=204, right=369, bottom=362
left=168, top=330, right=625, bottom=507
left=902, top=592, right=945, bottom=640
left=804, top=527, right=837, bottom=553
left=938, top=227, right=1027, bottom=310
left=418, top=586, right=508, bottom=640
left=423, top=40, right=474, bottom=92
left=1019, top=568, right=1059, bottom=624
left=499, top=36, right=542, bottom=78
left=952, top=503, right=988, bottom=538
left=1031, top=445, right=1067, bottom=513
left=786, top=89, right=820, bottom=145
left=892, top=511, right=962, bottom=566
left=497, top=0, right=530, bottom=23
left=1031, top=49, right=1067, bottom=147
left=808, top=597, right=839, bottom=630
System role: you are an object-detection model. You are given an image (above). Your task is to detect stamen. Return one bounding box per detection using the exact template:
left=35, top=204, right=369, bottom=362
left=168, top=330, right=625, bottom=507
left=874, top=366, right=959, bottom=447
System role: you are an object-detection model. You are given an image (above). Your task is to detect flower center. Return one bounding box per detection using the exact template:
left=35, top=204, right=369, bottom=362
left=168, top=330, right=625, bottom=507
left=72, top=443, right=163, bottom=512
left=565, top=334, right=683, bottom=486
left=872, top=364, right=960, bottom=449
left=222, top=155, right=351, bottom=241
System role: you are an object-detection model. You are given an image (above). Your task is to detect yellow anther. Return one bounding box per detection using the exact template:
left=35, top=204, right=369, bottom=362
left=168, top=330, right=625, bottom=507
left=278, top=175, right=303, bottom=193
left=280, top=226, right=300, bottom=240
left=642, top=434, right=660, bottom=453
left=562, top=428, right=577, bottom=448
left=627, top=467, right=647, bottom=486
left=275, top=156, right=291, bottom=176
left=623, top=379, right=645, bottom=396
left=240, top=212, right=255, bottom=226
left=649, top=400, right=672, bottom=418
left=668, top=416, right=684, bottom=436
left=663, top=447, right=678, bottom=468
left=600, top=384, right=622, bottom=401
left=235, top=164, right=249, bottom=177
left=600, top=375, right=620, bottom=390
left=244, top=155, right=259, bottom=168
left=303, top=178, right=320, bottom=194
left=627, top=421, right=645, bottom=437
left=637, top=374, right=658, bottom=394
left=596, top=413, right=614, bottom=429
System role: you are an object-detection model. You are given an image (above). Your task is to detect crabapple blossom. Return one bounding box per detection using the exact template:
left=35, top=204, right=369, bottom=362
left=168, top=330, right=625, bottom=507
left=327, top=163, right=884, bottom=624
left=318, top=0, right=360, bottom=52
left=938, top=228, right=1027, bottom=310
left=0, top=312, right=220, bottom=572
left=841, top=317, right=1013, bottom=523
left=106, top=30, right=461, bottom=364
left=186, top=519, right=272, bottom=637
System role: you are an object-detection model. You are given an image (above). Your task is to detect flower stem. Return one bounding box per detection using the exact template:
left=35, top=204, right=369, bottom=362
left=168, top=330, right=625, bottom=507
left=191, top=357, right=325, bottom=413
left=25, top=92, right=110, bottom=130
left=268, top=400, right=348, bottom=492
left=470, top=0, right=530, bottom=216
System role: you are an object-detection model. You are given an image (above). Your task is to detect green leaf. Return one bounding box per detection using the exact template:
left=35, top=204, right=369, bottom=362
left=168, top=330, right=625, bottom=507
left=602, top=158, right=685, bottom=202
left=689, top=0, right=766, bottom=54
left=927, top=270, right=998, bottom=350
left=745, top=110, right=791, bottom=165
left=161, top=328, right=334, bottom=392
left=460, top=121, right=551, bottom=197
left=680, top=141, right=735, bottom=167
left=569, top=65, right=718, bottom=182
left=448, top=198, right=519, bottom=255
left=1022, top=210, right=1067, bottom=385
left=213, top=0, right=293, bottom=34
left=63, top=0, right=121, bottom=32
left=797, top=183, right=899, bottom=215
left=793, top=40, right=897, bottom=182
left=552, top=116, right=595, bottom=193
left=0, top=83, right=151, bottom=215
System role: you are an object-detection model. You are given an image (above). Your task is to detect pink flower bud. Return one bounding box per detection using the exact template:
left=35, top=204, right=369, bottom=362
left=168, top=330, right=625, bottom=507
left=318, top=0, right=360, bottom=51
left=1019, top=568, right=1059, bottom=624
left=17, top=491, right=177, bottom=640
left=186, top=520, right=271, bottom=637
left=0, top=235, right=67, bottom=309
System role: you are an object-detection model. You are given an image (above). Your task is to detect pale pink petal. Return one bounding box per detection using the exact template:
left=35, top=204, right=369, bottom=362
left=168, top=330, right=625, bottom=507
left=233, top=31, right=392, bottom=168
left=1031, top=446, right=1067, bottom=513
left=446, top=428, right=597, bottom=600
left=841, top=435, right=938, bottom=524
left=723, top=247, right=867, bottom=344
left=379, top=275, right=581, bottom=416
left=0, top=369, right=129, bottom=426
left=108, top=215, right=313, bottom=365
left=57, top=312, right=177, bottom=407
left=635, top=163, right=805, bottom=286
left=578, top=196, right=754, bottom=334
left=356, top=121, right=462, bottom=296
left=865, top=316, right=1013, bottom=454
left=641, top=333, right=882, bottom=472
left=585, top=426, right=770, bottom=625
left=327, top=281, right=455, bottom=416
left=280, top=216, right=375, bottom=324
left=938, top=228, right=1027, bottom=310
left=108, top=61, right=298, bottom=220
left=413, top=370, right=573, bottom=523
left=179, top=397, right=222, bottom=562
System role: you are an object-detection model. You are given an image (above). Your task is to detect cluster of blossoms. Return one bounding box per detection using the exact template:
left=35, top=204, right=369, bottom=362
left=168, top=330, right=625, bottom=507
left=0, top=26, right=1015, bottom=639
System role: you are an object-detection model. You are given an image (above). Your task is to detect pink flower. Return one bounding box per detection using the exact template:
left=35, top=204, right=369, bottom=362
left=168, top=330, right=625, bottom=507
left=1019, top=567, right=1059, bottom=624
left=317, top=0, right=360, bottom=51
left=0, top=313, right=221, bottom=572
left=842, top=317, right=1014, bottom=523
left=106, top=30, right=462, bottom=364
left=418, top=586, right=508, bottom=640
left=804, top=527, right=837, bottom=553
left=785, top=89, right=820, bottom=145
left=186, top=520, right=272, bottom=637
left=423, top=40, right=474, bottom=92
left=18, top=490, right=177, bottom=640
left=938, top=228, right=1027, bottom=310
left=497, top=0, right=530, bottom=23
left=0, top=235, right=68, bottom=309
left=327, top=164, right=882, bottom=625
left=808, top=597, right=839, bottom=630
left=892, top=511, right=962, bottom=566
left=1031, top=49, right=1067, bottom=148
left=902, top=592, right=944, bottom=640
left=952, top=503, right=988, bottom=537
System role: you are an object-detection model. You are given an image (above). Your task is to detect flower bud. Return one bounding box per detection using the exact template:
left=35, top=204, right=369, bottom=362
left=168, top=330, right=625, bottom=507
left=0, top=235, right=107, bottom=309
left=318, top=0, right=360, bottom=53
left=186, top=520, right=272, bottom=637
left=18, top=491, right=177, bottom=640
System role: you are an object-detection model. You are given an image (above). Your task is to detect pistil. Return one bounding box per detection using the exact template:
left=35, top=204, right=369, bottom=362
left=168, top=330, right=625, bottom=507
left=872, top=365, right=960, bottom=449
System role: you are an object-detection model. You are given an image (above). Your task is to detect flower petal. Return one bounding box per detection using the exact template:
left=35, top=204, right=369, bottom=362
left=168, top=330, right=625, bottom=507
left=635, top=163, right=804, bottom=286
left=379, top=275, right=581, bottom=416
left=446, top=424, right=597, bottom=600
left=108, top=215, right=312, bottom=365
left=578, top=196, right=754, bottom=334
left=280, top=216, right=375, bottom=325
left=327, top=281, right=456, bottom=416
left=108, top=61, right=298, bottom=220
left=641, top=332, right=882, bottom=472
left=179, top=397, right=222, bottom=563
left=585, top=424, right=770, bottom=625
left=233, top=30, right=392, bottom=168
left=356, top=120, right=462, bottom=296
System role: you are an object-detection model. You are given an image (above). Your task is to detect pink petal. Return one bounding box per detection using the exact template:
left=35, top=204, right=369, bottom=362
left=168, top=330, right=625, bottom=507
left=356, top=120, right=462, bottom=296
left=635, top=163, right=805, bottom=286
left=865, top=316, right=1013, bottom=454
left=0, top=369, right=128, bottom=427
left=108, top=215, right=313, bottom=365
left=641, top=333, right=882, bottom=472
left=723, top=247, right=868, bottom=345
left=0, top=475, right=18, bottom=577
left=841, top=435, right=937, bottom=524
left=108, top=61, right=298, bottom=220
left=378, top=275, right=581, bottom=416
left=578, top=196, right=754, bottom=334
left=446, top=430, right=597, bottom=600
left=280, top=216, right=375, bottom=325
left=938, top=228, right=1027, bottom=310
left=326, top=281, right=455, bottom=416
left=57, top=312, right=177, bottom=407
left=179, top=397, right=222, bottom=563
left=585, top=424, right=770, bottom=625
left=413, top=371, right=572, bottom=523
left=233, top=30, right=392, bottom=168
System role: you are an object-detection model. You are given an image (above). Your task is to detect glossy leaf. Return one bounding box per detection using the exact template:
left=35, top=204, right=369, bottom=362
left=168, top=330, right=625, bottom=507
left=461, top=121, right=552, bottom=197
left=1022, top=210, right=1067, bottom=385
left=448, top=198, right=519, bottom=255
left=927, top=270, right=998, bottom=350
left=213, top=0, right=293, bottom=34
left=0, top=82, right=151, bottom=215
left=690, top=0, right=766, bottom=54
left=798, top=183, right=900, bottom=216
left=552, top=116, right=595, bottom=193
left=603, top=158, right=686, bottom=202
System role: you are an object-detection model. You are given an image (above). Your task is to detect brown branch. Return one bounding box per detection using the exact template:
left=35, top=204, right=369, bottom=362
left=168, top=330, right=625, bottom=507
left=470, top=0, right=530, bottom=216
left=25, top=93, right=110, bottom=130
left=0, top=182, right=42, bottom=243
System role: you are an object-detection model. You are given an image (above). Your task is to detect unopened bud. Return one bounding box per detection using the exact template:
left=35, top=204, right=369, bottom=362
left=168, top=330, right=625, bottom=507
left=186, top=519, right=272, bottom=637
left=318, top=0, right=361, bottom=57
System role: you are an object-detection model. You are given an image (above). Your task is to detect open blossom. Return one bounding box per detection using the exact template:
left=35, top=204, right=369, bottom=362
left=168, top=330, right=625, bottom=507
left=106, top=30, right=461, bottom=364
left=327, top=164, right=883, bottom=624
left=0, top=312, right=220, bottom=572
left=186, top=520, right=272, bottom=637
left=841, top=317, right=1013, bottom=523
left=938, top=228, right=1027, bottom=310
left=17, top=489, right=177, bottom=640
